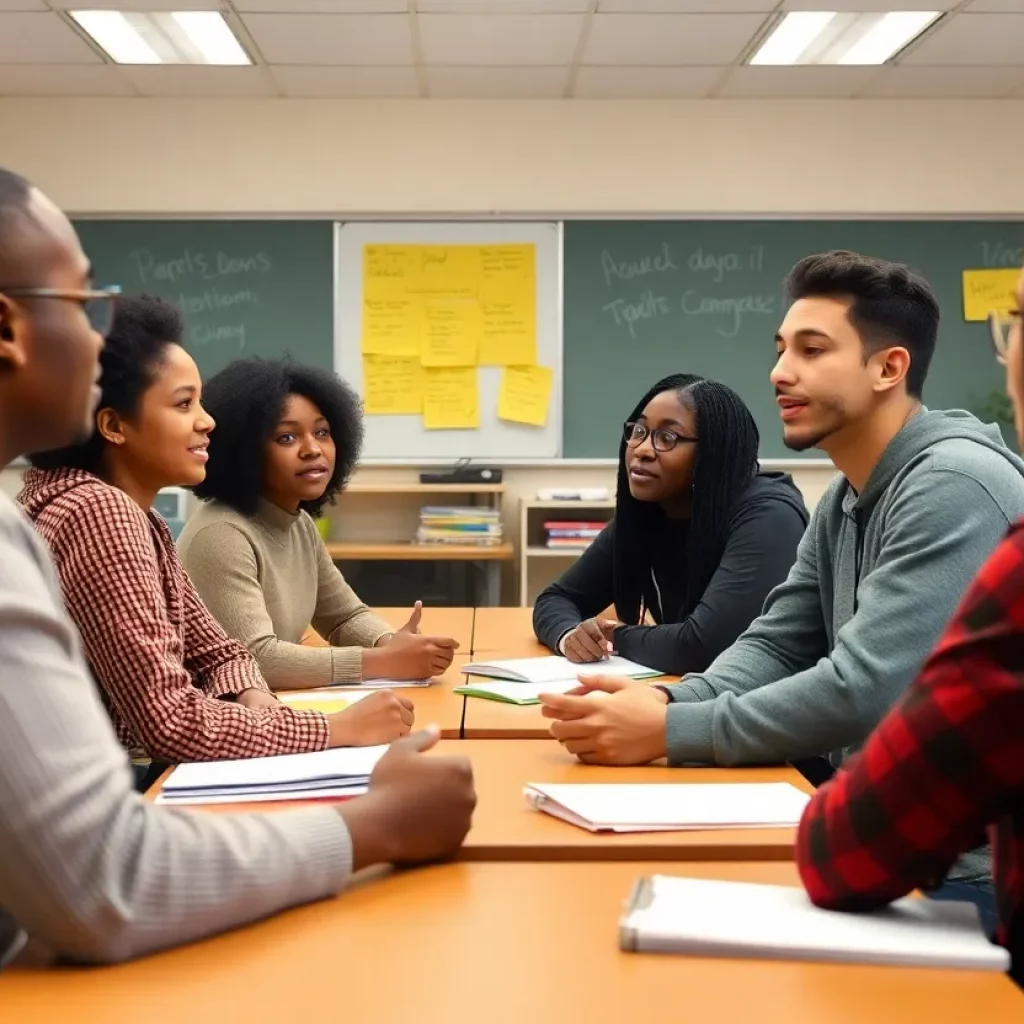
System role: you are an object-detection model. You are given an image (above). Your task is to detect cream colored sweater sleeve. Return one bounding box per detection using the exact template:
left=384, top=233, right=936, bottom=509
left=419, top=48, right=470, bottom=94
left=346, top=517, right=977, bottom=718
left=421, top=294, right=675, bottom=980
left=183, top=521, right=376, bottom=690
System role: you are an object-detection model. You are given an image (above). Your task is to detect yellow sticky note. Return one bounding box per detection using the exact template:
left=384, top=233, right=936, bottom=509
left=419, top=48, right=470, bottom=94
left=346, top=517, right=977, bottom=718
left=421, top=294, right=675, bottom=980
left=362, top=298, right=419, bottom=356
left=412, top=245, right=479, bottom=299
left=480, top=293, right=537, bottom=366
left=420, top=301, right=480, bottom=367
left=423, top=367, right=479, bottom=430
left=363, top=354, right=423, bottom=415
left=281, top=697, right=354, bottom=713
left=498, top=365, right=553, bottom=428
left=480, top=245, right=535, bottom=304
left=963, top=269, right=1020, bottom=322
left=364, top=245, right=416, bottom=301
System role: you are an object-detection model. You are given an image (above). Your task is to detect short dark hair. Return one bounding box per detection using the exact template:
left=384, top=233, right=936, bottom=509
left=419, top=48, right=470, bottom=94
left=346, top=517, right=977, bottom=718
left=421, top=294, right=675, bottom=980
left=613, top=374, right=760, bottom=631
left=785, top=250, right=939, bottom=399
left=194, top=357, right=364, bottom=519
left=28, top=294, right=183, bottom=474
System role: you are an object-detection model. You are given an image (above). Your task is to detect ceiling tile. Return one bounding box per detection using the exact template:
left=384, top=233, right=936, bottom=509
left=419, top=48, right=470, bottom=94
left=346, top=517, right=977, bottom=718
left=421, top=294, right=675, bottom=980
left=234, top=1, right=407, bottom=11
left=0, top=1, right=47, bottom=10
left=717, top=65, right=878, bottom=97
left=269, top=64, right=418, bottom=95
left=420, top=1, right=588, bottom=10
left=121, top=65, right=279, bottom=96
left=240, top=13, right=413, bottom=64
left=863, top=65, right=1024, bottom=97
left=574, top=65, right=721, bottom=97
left=0, top=12, right=102, bottom=63
left=48, top=0, right=222, bottom=8
left=0, top=63, right=132, bottom=94
left=427, top=65, right=569, bottom=97
left=782, top=1, right=959, bottom=9
left=418, top=13, right=584, bottom=65
left=598, top=1, right=777, bottom=11
left=902, top=14, right=1024, bottom=65
left=584, top=13, right=767, bottom=65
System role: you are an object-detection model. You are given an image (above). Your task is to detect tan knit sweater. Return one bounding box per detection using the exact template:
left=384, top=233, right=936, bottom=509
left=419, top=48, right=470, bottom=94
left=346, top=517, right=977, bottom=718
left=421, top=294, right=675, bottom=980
left=178, top=499, right=393, bottom=688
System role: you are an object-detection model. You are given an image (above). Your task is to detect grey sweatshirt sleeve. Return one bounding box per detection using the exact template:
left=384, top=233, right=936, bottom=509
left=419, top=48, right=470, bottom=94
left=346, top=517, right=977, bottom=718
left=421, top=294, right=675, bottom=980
left=663, top=468, right=1016, bottom=767
left=613, top=499, right=808, bottom=674
left=0, top=508, right=354, bottom=965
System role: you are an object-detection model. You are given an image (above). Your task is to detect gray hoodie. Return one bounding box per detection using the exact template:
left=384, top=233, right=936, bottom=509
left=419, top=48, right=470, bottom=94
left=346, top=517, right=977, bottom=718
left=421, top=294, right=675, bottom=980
left=664, top=408, right=1024, bottom=770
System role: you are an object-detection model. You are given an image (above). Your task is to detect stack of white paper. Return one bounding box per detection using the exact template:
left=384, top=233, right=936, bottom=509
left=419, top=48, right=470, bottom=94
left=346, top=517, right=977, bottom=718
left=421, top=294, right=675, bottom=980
left=333, top=678, right=431, bottom=690
left=524, top=783, right=810, bottom=833
left=619, top=875, right=1010, bottom=971
left=157, top=745, right=389, bottom=806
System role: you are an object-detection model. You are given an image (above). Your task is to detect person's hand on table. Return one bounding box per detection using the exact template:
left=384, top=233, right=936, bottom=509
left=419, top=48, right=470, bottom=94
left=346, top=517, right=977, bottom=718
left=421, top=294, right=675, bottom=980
left=341, top=726, right=476, bottom=869
left=562, top=617, right=619, bottom=663
left=365, top=628, right=459, bottom=679
left=538, top=674, right=669, bottom=766
left=326, top=690, right=414, bottom=747
left=236, top=687, right=282, bottom=711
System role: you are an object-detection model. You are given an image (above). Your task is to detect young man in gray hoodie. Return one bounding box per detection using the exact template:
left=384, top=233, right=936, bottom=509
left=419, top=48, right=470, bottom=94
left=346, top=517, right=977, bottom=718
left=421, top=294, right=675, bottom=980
left=540, top=251, right=1024, bottom=888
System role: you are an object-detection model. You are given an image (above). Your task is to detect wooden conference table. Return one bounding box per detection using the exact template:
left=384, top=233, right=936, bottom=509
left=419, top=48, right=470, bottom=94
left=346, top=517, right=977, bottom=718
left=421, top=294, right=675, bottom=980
left=1, top=860, right=1017, bottom=1023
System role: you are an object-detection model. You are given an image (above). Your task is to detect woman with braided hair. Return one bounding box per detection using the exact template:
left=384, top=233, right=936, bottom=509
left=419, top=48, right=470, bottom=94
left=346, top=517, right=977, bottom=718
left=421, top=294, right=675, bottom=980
left=533, top=374, right=808, bottom=675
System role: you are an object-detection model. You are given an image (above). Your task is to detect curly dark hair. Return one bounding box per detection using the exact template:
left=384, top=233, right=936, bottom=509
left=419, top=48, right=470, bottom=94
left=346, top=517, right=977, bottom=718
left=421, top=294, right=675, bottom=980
left=785, top=250, right=939, bottom=399
left=613, top=373, right=760, bottom=628
left=194, top=357, right=364, bottom=518
left=28, top=293, right=183, bottom=474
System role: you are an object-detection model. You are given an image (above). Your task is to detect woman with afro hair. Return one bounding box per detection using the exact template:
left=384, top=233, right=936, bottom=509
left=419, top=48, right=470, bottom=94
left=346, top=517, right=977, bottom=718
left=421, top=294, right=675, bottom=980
left=179, top=357, right=459, bottom=690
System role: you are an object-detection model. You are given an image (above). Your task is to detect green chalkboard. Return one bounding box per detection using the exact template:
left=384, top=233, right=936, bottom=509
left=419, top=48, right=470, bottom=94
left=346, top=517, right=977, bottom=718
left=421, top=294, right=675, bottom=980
left=564, top=221, right=1024, bottom=458
left=73, top=220, right=334, bottom=380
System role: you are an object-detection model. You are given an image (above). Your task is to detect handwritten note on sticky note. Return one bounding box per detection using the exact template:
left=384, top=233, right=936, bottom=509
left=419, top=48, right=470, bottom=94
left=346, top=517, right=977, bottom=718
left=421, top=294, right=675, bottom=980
left=498, top=365, right=553, bottom=427
left=363, top=354, right=423, bottom=415
left=480, top=294, right=537, bottom=366
left=420, top=302, right=480, bottom=367
left=362, top=298, right=419, bottom=356
left=963, top=269, right=1020, bottom=322
left=423, top=367, right=479, bottom=430
left=364, top=245, right=416, bottom=301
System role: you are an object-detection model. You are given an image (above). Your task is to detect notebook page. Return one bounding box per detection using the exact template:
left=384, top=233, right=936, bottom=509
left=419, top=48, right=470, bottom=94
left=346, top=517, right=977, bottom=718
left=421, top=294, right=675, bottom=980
left=622, top=876, right=1010, bottom=971
left=164, top=745, right=389, bottom=791
left=456, top=679, right=581, bottom=703
left=464, top=655, right=658, bottom=684
left=525, top=783, right=810, bottom=830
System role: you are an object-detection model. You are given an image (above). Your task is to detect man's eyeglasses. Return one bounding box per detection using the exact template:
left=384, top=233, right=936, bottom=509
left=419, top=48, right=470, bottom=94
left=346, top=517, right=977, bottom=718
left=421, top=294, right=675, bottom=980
left=1, top=286, right=121, bottom=337
left=623, top=420, right=699, bottom=453
left=988, top=309, right=1020, bottom=366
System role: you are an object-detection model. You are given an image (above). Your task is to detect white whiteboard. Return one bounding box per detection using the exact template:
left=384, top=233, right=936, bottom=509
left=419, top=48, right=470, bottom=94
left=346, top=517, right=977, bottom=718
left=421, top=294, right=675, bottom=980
left=335, top=221, right=562, bottom=461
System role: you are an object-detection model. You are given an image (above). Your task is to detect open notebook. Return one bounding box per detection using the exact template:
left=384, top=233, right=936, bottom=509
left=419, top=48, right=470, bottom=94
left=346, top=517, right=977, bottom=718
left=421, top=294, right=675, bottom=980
left=524, top=783, right=810, bottom=833
left=619, top=875, right=1010, bottom=972
left=156, top=745, right=389, bottom=806
left=462, top=654, right=659, bottom=684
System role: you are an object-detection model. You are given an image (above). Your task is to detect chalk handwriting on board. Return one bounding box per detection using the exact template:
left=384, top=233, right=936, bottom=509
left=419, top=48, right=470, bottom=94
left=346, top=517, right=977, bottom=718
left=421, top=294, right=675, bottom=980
left=979, top=242, right=1024, bottom=269
left=688, top=245, right=764, bottom=283
left=602, top=292, right=672, bottom=339
left=124, top=247, right=271, bottom=352
left=601, top=244, right=678, bottom=288
left=681, top=291, right=776, bottom=338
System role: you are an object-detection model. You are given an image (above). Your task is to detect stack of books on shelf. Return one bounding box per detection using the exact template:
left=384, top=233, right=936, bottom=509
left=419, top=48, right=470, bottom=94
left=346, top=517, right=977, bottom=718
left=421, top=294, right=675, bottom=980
left=417, top=506, right=503, bottom=547
left=544, top=520, right=605, bottom=550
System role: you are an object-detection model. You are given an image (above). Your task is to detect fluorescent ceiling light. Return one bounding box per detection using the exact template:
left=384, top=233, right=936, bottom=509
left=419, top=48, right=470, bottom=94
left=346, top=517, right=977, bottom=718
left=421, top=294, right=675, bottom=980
left=749, top=10, right=941, bottom=67
left=70, top=10, right=251, bottom=66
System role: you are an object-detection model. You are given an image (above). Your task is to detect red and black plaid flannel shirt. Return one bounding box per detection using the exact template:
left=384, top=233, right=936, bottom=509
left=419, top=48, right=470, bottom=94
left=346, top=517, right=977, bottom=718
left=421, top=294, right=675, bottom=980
left=797, top=520, right=1024, bottom=981
left=21, top=469, right=329, bottom=762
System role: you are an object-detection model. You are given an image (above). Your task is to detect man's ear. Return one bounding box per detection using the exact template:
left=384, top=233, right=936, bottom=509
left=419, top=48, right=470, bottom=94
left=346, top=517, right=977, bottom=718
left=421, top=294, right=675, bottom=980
left=872, top=345, right=912, bottom=395
left=0, top=294, right=27, bottom=372
left=96, top=407, right=125, bottom=445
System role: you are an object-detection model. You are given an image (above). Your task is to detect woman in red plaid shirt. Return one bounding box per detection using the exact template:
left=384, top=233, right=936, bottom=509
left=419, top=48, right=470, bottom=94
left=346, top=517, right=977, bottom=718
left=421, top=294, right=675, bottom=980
left=797, top=265, right=1024, bottom=986
left=20, top=294, right=414, bottom=788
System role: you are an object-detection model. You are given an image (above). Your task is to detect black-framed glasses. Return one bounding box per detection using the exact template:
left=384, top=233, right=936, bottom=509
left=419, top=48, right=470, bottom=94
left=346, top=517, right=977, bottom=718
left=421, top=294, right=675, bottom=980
left=0, top=285, right=121, bottom=337
left=623, top=420, right=699, bottom=453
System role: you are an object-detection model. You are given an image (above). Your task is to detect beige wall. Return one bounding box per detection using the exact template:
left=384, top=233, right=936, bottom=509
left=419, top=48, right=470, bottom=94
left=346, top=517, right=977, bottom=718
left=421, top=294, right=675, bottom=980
left=0, top=95, right=1002, bottom=598
left=0, top=98, right=1022, bottom=216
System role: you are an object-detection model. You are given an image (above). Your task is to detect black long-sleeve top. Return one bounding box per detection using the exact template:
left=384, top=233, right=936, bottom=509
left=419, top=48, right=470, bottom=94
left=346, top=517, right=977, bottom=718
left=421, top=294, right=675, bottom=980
left=532, top=472, right=809, bottom=675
